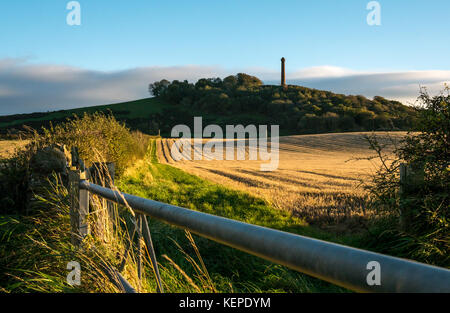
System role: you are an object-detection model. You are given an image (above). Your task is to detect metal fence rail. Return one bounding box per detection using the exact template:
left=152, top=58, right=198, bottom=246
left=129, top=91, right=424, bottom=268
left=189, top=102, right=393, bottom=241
left=79, top=179, right=450, bottom=293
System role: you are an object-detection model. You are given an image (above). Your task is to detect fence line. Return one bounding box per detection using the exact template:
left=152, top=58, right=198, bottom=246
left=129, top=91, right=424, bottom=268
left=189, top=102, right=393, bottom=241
left=75, top=179, right=450, bottom=293
left=67, top=149, right=449, bottom=293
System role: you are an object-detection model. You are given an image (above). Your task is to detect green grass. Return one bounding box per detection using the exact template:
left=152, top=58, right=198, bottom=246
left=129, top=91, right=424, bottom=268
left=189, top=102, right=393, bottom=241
left=116, top=140, right=354, bottom=292
left=0, top=173, right=126, bottom=293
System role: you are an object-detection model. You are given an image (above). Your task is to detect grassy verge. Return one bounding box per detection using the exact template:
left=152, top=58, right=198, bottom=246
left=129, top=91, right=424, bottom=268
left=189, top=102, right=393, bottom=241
left=116, top=140, right=354, bottom=292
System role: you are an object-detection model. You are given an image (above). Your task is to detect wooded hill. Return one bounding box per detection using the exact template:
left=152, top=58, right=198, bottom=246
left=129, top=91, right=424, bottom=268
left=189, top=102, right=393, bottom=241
left=149, top=73, right=417, bottom=136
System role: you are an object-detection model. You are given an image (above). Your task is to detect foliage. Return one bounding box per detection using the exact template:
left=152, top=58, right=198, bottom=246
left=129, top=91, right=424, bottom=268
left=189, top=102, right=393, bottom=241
left=149, top=79, right=170, bottom=97
left=0, top=113, right=149, bottom=214
left=149, top=73, right=417, bottom=135
left=364, top=87, right=449, bottom=267
left=40, top=112, right=149, bottom=176
left=0, top=156, right=29, bottom=215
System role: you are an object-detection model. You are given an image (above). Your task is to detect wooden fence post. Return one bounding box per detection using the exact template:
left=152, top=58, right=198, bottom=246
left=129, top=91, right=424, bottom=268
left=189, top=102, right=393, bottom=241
left=90, top=162, right=116, bottom=222
left=69, top=166, right=90, bottom=247
left=79, top=169, right=90, bottom=238
left=106, top=163, right=116, bottom=222
left=399, top=162, right=424, bottom=231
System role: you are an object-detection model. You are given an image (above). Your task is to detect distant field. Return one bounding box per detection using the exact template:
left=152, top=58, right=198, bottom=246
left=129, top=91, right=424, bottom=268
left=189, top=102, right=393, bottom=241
left=0, top=140, right=29, bottom=158
left=158, top=132, right=406, bottom=230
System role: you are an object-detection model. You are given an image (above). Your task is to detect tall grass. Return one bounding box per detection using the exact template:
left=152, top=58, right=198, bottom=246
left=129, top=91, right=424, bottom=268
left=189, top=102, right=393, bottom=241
left=0, top=113, right=152, bottom=292
left=1, top=173, right=125, bottom=292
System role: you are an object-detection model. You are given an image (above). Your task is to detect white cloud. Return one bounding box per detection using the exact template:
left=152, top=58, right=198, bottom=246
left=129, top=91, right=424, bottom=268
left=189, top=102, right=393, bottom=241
left=0, top=60, right=231, bottom=115
left=283, top=68, right=450, bottom=106
left=0, top=59, right=449, bottom=115
left=288, top=66, right=359, bottom=79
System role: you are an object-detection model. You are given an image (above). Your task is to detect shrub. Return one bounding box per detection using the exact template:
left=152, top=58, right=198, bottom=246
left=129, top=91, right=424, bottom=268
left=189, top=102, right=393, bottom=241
left=0, top=112, right=149, bottom=214
left=41, top=112, right=149, bottom=176
left=365, top=87, right=449, bottom=266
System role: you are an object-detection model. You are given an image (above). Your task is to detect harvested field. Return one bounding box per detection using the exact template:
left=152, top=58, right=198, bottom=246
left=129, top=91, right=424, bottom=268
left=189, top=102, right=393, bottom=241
left=157, top=132, right=406, bottom=231
left=0, top=140, right=29, bottom=158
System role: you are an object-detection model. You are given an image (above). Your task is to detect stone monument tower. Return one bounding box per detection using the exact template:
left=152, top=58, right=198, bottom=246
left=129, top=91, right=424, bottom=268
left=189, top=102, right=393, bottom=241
left=281, top=57, right=286, bottom=89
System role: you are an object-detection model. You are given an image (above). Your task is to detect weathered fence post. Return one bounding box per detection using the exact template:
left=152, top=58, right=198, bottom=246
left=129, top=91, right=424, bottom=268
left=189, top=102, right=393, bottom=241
left=105, top=163, right=116, bottom=221
left=68, top=151, right=90, bottom=247
left=399, top=162, right=424, bottom=231
left=90, top=162, right=116, bottom=222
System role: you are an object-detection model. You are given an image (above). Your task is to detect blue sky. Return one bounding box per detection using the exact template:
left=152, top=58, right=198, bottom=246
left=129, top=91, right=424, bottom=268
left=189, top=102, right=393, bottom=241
left=2, top=0, right=450, bottom=71
left=1, top=0, right=450, bottom=114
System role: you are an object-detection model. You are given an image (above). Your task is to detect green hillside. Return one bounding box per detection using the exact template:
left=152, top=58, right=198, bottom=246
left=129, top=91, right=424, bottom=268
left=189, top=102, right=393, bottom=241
left=0, top=97, right=166, bottom=133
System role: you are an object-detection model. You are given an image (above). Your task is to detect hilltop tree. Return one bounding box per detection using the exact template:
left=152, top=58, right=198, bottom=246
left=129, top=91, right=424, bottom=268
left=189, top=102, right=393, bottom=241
left=236, top=73, right=263, bottom=87
left=223, top=75, right=238, bottom=89
left=149, top=79, right=170, bottom=97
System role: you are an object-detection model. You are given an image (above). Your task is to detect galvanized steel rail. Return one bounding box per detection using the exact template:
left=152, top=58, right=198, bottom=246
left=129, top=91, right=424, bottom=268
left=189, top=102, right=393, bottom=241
left=79, top=179, right=450, bottom=293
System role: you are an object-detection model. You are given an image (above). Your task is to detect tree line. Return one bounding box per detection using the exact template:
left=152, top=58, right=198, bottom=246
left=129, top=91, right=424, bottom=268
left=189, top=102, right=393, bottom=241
left=149, top=73, right=417, bottom=135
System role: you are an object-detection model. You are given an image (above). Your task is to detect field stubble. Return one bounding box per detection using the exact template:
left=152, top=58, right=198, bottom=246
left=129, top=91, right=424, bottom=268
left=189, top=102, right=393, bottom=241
left=158, top=132, right=406, bottom=232
left=0, top=140, right=29, bottom=158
